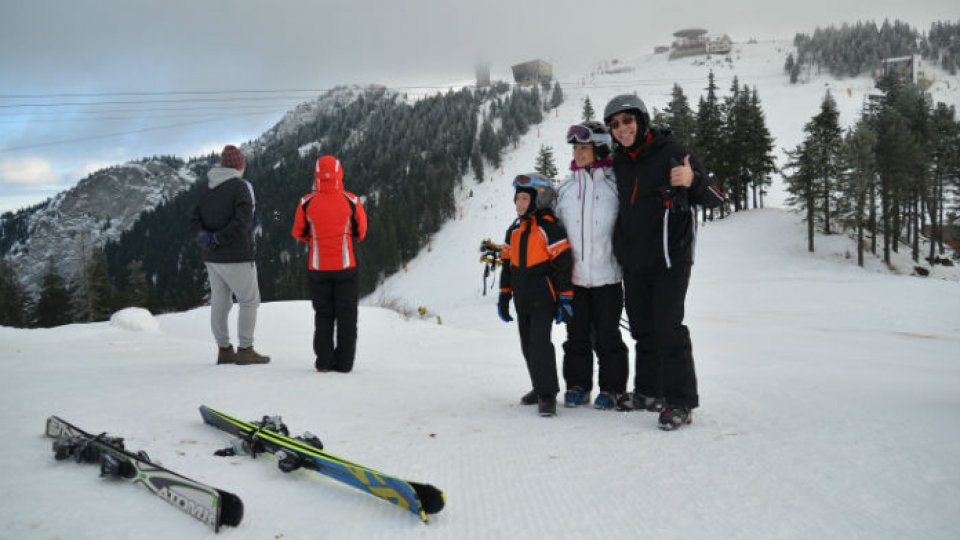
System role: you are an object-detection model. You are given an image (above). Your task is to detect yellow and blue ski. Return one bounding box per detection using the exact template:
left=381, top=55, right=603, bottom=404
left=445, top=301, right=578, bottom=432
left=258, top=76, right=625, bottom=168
left=198, top=405, right=444, bottom=523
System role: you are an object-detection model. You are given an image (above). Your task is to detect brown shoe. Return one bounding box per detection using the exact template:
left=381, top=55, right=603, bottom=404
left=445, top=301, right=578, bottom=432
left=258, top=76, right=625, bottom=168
left=236, top=346, right=271, bottom=365
left=217, top=346, right=237, bottom=365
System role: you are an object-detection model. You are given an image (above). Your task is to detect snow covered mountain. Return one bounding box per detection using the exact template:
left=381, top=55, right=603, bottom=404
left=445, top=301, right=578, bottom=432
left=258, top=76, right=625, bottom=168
left=249, top=85, right=374, bottom=155
left=6, top=40, right=959, bottom=298
left=0, top=87, right=380, bottom=294
left=0, top=159, right=197, bottom=291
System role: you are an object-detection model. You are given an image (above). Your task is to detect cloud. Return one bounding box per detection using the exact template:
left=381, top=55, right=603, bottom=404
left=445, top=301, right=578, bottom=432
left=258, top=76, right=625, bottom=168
left=0, top=192, right=57, bottom=214
left=189, top=141, right=227, bottom=160
left=79, top=160, right=118, bottom=178
left=0, top=156, right=60, bottom=186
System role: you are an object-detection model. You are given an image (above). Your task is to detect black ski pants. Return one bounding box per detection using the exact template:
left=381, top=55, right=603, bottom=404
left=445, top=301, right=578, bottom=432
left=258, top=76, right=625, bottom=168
left=623, top=265, right=699, bottom=408
left=562, top=283, right=629, bottom=394
left=307, top=268, right=359, bottom=373
left=516, top=306, right=559, bottom=398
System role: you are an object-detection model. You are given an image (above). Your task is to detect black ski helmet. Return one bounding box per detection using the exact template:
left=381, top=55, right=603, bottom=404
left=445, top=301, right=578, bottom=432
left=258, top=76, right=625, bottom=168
left=566, top=121, right=613, bottom=159
left=603, top=94, right=650, bottom=130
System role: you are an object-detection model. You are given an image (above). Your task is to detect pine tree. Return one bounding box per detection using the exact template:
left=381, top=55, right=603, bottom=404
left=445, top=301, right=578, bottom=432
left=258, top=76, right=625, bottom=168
left=534, top=145, right=558, bottom=179
left=32, top=260, right=73, bottom=328
left=744, top=87, right=776, bottom=208
left=808, top=91, right=844, bottom=234
left=841, top=121, right=878, bottom=267
left=122, top=260, right=153, bottom=309
left=874, top=105, right=918, bottom=265
left=0, top=259, right=26, bottom=327
left=783, top=142, right=818, bottom=252
left=73, top=247, right=114, bottom=322
left=582, top=96, right=595, bottom=122
left=787, top=52, right=802, bottom=84
left=784, top=53, right=795, bottom=76
left=929, top=103, right=959, bottom=258
left=661, top=84, right=696, bottom=148
left=872, top=83, right=929, bottom=263
left=550, top=82, right=564, bottom=110
left=478, top=118, right=501, bottom=168
left=720, top=78, right=750, bottom=211
left=694, top=71, right=725, bottom=215
left=470, top=146, right=484, bottom=183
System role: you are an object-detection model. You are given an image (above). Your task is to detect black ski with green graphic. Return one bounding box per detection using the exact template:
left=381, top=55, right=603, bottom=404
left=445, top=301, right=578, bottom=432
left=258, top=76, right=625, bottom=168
left=199, top=405, right=445, bottom=522
left=45, top=415, right=244, bottom=532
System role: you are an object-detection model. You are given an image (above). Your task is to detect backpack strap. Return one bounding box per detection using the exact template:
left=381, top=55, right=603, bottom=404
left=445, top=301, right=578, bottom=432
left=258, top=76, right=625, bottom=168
left=343, top=193, right=359, bottom=238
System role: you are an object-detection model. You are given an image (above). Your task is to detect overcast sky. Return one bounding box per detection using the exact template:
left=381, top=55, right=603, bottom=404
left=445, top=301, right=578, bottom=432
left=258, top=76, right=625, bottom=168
left=1, top=0, right=956, bottom=212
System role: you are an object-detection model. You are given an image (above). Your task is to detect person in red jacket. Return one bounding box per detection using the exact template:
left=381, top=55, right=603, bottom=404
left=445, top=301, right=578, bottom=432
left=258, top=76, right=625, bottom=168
left=292, top=155, right=368, bottom=373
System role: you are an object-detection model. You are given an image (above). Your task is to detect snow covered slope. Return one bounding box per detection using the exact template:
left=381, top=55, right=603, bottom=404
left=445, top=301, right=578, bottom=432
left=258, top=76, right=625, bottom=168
left=2, top=206, right=957, bottom=539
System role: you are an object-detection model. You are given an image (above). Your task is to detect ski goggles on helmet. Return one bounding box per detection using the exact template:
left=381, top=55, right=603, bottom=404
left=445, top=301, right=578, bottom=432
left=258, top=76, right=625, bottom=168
left=566, top=124, right=594, bottom=144
left=566, top=124, right=613, bottom=147
left=513, top=173, right=553, bottom=189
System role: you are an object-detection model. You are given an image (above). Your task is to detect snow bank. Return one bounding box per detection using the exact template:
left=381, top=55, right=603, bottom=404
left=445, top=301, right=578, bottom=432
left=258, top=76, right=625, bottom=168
left=109, top=307, right=160, bottom=333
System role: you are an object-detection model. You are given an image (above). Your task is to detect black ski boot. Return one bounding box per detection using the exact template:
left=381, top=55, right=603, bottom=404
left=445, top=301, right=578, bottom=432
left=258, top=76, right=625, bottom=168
left=537, top=396, right=557, bottom=417
left=520, top=389, right=537, bottom=405
left=658, top=406, right=692, bottom=431
left=633, top=391, right=664, bottom=412
left=614, top=393, right=633, bottom=411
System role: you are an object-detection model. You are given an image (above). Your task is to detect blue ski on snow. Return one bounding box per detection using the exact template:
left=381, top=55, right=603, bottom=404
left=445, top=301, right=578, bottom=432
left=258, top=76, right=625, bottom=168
left=198, top=405, right=445, bottom=522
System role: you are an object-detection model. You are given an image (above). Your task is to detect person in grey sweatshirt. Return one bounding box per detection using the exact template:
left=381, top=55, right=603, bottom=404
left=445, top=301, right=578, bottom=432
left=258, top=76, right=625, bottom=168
left=190, top=144, right=270, bottom=365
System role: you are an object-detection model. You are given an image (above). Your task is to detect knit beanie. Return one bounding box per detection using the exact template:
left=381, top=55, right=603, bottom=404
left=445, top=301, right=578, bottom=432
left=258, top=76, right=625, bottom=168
left=220, top=145, right=245, bottom=170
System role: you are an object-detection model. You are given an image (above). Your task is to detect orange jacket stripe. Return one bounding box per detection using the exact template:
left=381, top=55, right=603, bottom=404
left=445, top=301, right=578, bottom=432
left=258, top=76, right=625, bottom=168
left=508, top=217, right=568, bottom=269
left=547, top=238, right=571, bottom=259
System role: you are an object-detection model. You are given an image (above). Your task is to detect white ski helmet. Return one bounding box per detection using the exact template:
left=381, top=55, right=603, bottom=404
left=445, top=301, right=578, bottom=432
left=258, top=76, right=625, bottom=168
left=566, top=121, right=613, bottom=159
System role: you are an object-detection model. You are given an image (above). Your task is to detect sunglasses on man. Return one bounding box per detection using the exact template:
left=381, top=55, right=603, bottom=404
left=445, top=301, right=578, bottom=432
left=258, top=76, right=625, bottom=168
left=608, top=115, right=636, bottom=130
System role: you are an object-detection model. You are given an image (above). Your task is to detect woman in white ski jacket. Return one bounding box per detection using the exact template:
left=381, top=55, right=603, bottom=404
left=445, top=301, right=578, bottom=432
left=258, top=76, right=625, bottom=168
left=554, top=121, right=630, bottom=410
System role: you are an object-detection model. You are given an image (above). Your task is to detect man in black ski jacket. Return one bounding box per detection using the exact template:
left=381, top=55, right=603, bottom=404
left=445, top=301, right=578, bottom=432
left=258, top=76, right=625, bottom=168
left=603, top=94, right=724, bottom=431
left=191, top=144, right=270, bottom=366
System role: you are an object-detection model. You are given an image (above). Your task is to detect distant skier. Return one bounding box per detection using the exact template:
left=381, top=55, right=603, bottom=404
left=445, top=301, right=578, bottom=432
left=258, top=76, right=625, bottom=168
left=603, top=94, right=724, bottom=430
left=554, top=121, right=630, bottom=411
left=292, top=155, right=367, bottom=373
left=497, top=173, right=574, bottom=417
left=191, top=144, right=270, bottom=365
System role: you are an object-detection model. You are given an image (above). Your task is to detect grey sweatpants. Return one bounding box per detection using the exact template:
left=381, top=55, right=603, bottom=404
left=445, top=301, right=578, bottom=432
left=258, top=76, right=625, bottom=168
left=205, top=262, right=260, bottom=349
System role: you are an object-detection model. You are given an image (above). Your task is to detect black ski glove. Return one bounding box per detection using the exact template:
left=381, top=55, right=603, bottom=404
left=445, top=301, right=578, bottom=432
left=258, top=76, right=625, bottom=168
left=497, top=293, right=513, bottom=323
left=196, top=230, right=219, bottom=251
